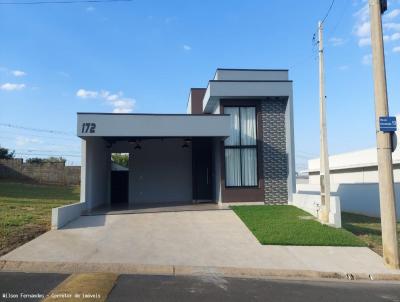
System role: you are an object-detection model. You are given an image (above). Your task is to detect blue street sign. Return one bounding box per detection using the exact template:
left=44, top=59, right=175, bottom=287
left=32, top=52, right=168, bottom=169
left=379, top=116, right=397, bottom=133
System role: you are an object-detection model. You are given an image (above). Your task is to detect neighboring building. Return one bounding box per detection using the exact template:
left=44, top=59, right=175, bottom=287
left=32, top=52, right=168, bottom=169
left=301, top=119, right=400, bottom=219
left=78, top=68, right=295, bottom=212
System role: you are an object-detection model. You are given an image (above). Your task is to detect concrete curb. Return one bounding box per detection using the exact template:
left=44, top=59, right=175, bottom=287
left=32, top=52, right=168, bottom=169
left=1, top=260, right=399, bottom=282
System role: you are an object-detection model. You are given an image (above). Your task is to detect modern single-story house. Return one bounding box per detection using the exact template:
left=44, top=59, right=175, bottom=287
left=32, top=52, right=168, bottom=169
left=77, top=68, right=295, bottom=212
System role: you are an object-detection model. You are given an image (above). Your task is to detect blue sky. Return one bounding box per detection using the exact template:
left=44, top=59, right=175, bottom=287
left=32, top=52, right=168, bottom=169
left=0, top=0, right=400, bottom=168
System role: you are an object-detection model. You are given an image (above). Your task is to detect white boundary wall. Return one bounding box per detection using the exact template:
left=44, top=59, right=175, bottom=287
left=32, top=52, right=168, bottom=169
left=290, top=193, right=342, bottom=228
left=305, top=116, right=400, bottom=220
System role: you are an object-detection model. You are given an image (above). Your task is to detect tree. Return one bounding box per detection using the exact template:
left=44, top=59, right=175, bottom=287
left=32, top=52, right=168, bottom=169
left=0, top=146, right=15, bottom=159
left=111, top=153, right=129, bottom=168
left=26, top=157, right=66, bottom=164
left=46, top=157, right=66, bottom=163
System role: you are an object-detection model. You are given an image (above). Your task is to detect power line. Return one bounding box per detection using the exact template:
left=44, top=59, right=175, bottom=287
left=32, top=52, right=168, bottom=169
left=326, top=0, right=351, bottom=38
left=321, top=0, right=336, bottom=25
left=0, top=0, right=132, bottom=5
left=14, top=148, right=80, bottom=154
left=311, top=0, right=336, bottom=46
left=0, top=123, right=75, bottom=136
left=14, top=152, right=80, bottom=157
left=0, top=131, right=79, bottom=141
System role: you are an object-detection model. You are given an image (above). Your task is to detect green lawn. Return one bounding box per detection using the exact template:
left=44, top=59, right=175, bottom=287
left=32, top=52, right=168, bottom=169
left=232, top=205, right=366, bottom=247
left=0, top=180, right=79, bottom=256
left=342, top=212, right=400, bottom=256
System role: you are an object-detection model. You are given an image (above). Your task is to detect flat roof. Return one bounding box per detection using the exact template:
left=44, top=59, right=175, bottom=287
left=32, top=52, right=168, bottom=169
left=77, top=112, right=228, bottom=116
left=216, top=68, right=289, bottom=71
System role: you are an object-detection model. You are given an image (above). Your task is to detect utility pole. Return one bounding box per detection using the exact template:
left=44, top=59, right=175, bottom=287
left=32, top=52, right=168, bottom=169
left=369, top=0, right=399, bottom=269
left=318, top=21, right=331, bottom=224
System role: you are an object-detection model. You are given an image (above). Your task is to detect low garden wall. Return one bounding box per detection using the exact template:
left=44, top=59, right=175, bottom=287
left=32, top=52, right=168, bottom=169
left=291, top=193, right=342, bottom=228
left=51, top=202, right=85, bottom=229
left=0, top=158, right=80, bottom=186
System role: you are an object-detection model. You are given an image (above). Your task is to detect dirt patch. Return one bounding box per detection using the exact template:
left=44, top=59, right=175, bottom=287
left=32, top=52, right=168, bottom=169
left=0, top=224, right=48, bottom=257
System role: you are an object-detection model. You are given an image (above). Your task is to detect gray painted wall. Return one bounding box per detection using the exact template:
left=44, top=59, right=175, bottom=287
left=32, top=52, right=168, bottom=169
left=214, top=69, right=289, bottom=81
left=84, top=137, right=110, bottom=210
left=77, top=114, right=230, bottom=138
left=130, top=139, right=192, bottom=204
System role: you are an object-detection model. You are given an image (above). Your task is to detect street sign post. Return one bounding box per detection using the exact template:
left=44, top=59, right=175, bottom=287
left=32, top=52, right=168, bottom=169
left=379, top=116, right=397, bottom=133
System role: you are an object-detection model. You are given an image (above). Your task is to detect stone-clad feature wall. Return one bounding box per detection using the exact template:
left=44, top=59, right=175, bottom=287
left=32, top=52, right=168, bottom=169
left=0, top=158, right=80, bottom=185
left=261, top=98, right=288, bottom=204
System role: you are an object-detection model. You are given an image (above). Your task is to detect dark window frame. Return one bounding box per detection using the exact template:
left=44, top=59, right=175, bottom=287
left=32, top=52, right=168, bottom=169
left=224, top=105, right=258, bottom=188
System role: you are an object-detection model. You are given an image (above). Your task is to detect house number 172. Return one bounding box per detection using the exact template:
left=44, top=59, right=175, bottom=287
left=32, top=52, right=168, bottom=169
left=82, top=123, right=96, bottom=133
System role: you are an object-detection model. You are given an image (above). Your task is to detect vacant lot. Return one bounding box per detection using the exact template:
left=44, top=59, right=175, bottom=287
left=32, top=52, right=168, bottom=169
left=0, top=181, right=79, bottom=256
left=342, top=212, right=400, bottom=256
left=232, top=205, right=365, bottom=247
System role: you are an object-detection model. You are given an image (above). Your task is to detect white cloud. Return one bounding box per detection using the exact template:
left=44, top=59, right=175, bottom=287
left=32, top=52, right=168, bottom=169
left=353, top=4, right=371, bottom=47
left=183, top=44, right=192, bottom=51
left=330, top=37, right=346, bottom=47
left=362, top=53, right=372, bottom=65
left=76, top=89, right=98, bottom=98
left=76, top=88, right=135, bottom=113
left=384, top=22, right=400, bottom=31
left=393, top=46, right=400, bottom=53
left=353, top=2, right=400, bottom=62
left=358, top=37, right=371, bottom=46
left=11, top=70, right=27, bottom=77
left=99, top=90, right=135, bottom=113
left=355, top=21, right=371, bottom=38
left=338, top=65, right=349, bottom=71
left=354, top=3, right=369, bottom=23
left=16, top=136, right=41, bottom=147
left=57, top=71, right=70, bottom=78
left=385, top=9, right=400, bottom=20
left=391, top=32, right=400, bottom=41
left=358, top=35, right=392, bottom=46
left=0, top=83, right=26, bottom=91
left=165, top=17, right=175, bottom=24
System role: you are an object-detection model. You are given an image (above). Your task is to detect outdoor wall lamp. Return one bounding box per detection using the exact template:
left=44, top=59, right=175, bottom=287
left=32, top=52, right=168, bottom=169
left=182, top=138, right=191, bottom=148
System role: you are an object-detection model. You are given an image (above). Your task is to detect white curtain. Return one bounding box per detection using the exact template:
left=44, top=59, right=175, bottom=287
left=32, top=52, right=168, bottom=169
left=224, top=106, right=257, bottom=187
left=224, top=107, right=240, bottom=146
left=225, top=149, right=241, bottom=186
left=241, top=149, right=257, bottom=186
left=240, top=107, right=256, bottom=146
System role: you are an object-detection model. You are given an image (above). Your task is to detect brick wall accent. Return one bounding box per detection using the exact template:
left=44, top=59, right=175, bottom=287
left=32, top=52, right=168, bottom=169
left=0, top=158, right=80, bottom=186
left=261, top=98, right=288, bottom=204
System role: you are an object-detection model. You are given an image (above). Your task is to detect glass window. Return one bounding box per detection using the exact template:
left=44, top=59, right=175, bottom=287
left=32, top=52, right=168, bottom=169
left=224, top=106, right=258, bottom=187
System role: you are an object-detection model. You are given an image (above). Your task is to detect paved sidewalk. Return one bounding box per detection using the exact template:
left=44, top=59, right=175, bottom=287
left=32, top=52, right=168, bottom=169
left=0, top=210, right=398, bottom=278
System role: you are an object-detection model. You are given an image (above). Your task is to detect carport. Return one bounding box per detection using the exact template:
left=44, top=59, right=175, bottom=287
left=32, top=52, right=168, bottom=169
left=78, top=113, right=231, bottom=213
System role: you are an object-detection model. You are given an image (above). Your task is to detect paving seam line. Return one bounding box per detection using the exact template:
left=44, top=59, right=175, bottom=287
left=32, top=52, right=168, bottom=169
left=1, top=260, right=400, bottom=282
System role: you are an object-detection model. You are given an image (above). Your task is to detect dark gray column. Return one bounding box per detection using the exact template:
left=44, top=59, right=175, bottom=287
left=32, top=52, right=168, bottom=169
left=261, top=99, right=288, bottom=204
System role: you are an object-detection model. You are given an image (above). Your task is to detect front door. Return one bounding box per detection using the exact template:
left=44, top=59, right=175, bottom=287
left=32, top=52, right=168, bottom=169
left=111, top=171, right=129, bottom=205
left=192, top=139, right=213, bottom=201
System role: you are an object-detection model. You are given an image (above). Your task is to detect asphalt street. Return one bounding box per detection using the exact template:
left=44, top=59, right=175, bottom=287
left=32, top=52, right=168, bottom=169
left=0, top=272, right=399, bottom=302
left=0, top=272, right=68, bottom=301
left=108, top=274, right=400, bottom=302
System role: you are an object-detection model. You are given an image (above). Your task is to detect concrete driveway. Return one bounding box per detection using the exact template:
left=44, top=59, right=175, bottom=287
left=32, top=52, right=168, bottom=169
left=0, top=209, right=395, bottom=275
